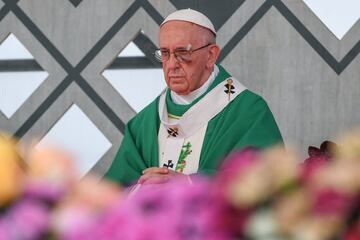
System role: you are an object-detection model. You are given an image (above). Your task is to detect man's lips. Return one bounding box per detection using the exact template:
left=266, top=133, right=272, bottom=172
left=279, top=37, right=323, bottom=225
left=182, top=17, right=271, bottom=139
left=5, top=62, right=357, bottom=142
left=169, top=76, right=184, bottom=79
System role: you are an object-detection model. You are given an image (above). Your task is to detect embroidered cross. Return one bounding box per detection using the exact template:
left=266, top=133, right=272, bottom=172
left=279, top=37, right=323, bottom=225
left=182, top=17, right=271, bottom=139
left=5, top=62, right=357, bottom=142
left=224, top=79, right=235, bottom=101
left=163, top=160, right=174, bottom=168
left=167, top=127, right=179, bottom=137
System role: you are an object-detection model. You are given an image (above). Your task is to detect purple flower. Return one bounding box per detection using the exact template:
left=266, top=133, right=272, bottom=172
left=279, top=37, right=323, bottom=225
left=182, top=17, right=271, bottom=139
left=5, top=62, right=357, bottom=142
left=4, top=199, right=50, bottom=240
left=22, top=181, right=65, bottom=204
left=0, top=218, right=10, bottom=240
left=53, top=205, right=101, bottom=240
left=86, top=177, right=228, bottom=240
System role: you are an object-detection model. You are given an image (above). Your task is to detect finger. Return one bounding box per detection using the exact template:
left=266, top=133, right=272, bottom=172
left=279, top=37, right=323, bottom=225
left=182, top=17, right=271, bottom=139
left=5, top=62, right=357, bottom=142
left=142, top=175, right=169, bottom=185
left=142, top=167, right=169, bottom=175
left=138, top=172, right=169, bottom=184
left=138, top=172, right=161, bottom=184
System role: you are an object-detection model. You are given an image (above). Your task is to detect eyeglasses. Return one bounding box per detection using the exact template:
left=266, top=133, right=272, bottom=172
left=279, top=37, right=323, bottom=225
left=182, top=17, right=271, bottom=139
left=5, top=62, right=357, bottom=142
left=154, top=43, right=212, bottom=63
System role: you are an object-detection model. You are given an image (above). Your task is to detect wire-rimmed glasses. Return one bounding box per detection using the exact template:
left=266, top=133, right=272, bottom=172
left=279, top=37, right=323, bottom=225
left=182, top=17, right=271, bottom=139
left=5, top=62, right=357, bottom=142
left=154, top=43, right=211, bottom=63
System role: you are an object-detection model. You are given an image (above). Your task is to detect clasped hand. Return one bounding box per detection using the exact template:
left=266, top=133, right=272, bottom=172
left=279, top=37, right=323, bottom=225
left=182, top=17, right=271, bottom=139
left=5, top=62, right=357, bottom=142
left=138, top=167, right=187, bottom=185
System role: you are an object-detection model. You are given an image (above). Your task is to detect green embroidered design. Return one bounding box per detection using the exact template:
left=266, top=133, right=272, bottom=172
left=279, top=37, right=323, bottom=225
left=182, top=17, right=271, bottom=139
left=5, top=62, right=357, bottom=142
left=176, top=142, right=192, bottom=173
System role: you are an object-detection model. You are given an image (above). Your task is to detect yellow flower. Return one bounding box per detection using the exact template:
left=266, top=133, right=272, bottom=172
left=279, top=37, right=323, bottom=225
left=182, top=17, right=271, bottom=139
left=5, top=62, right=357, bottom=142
left=0, top=135, right=24, bottom=207
left=26, top=146, right=77, bottom=189
left=261, top=146, right=299, bottom=191
left=227, top=147, right=299, bottom=208
left=310, top=161, right=360, bottom=194
left=274, top=189, right=310, bottom=235
left=336, top=129, right=360, bottom=162
left=63, top=176, right=121, bottom=211
left=228, top=161, right=271, bottom=208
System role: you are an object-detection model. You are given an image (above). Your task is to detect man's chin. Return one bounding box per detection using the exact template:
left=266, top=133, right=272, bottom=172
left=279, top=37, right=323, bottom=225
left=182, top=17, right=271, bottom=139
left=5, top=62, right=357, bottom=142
left=169, top=84, right=189, bottom=95
left=174, top=91, right=190, bottom=96
left=171, top=88, right=190, bottom=95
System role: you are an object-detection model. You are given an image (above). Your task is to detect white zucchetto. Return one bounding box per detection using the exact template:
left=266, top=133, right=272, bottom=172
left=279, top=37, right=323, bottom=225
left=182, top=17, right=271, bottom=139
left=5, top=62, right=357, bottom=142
left=161, top=8, right=216, bottom=36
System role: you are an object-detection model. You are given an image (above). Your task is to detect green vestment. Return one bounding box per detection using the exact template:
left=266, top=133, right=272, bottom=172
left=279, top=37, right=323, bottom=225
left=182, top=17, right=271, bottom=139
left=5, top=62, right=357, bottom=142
left=105, top=65, right=283, bottom=185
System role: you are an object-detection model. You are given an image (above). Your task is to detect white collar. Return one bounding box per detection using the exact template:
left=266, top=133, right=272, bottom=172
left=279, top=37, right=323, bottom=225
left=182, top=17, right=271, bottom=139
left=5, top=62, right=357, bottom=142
left=171, top=65, right=219, bottom=105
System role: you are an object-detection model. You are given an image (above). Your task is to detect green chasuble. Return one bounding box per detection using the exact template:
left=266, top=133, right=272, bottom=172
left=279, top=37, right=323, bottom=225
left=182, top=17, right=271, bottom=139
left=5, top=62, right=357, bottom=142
left=105, top=65, right=283, bottom=185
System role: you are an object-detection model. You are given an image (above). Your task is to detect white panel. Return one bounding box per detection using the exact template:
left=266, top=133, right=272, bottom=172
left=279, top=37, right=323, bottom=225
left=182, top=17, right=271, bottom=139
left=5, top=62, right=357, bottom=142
left=302, top=0, right=360, bottom=39
left=37, top=104, right=112, bottom=178
left=0, top=72, right=48, bottom=118
left=0, top=33, right=34, bottom=59
left=103, top=69, right=166, bottom=112
left=118, top=42, right=145, bottom=57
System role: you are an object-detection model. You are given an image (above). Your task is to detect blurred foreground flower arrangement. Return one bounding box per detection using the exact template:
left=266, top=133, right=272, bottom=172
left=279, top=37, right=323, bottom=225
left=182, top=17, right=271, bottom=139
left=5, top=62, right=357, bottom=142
left=0, top=132, right=359, bottom=240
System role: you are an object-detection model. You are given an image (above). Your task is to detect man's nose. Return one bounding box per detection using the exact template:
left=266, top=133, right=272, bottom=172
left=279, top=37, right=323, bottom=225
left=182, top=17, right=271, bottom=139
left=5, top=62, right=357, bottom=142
left=167, top=52, right=179, bottom=69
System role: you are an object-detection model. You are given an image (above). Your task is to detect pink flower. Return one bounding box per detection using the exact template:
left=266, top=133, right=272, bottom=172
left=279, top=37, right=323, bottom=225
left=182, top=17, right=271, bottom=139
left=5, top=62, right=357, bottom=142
left=344, top=219, right=360, bottom=240
left=312, top=188, right=357, bottom=217
left=216, top=147, right=260, bottom=186
left=301, top=141, right=336, bottom=182
left=301, top=155, right=329, bottom=183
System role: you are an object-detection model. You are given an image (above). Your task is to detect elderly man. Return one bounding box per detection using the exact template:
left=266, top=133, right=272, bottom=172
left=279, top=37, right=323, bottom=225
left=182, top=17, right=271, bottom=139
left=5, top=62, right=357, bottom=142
left=105, top=9, right=283, bottom=186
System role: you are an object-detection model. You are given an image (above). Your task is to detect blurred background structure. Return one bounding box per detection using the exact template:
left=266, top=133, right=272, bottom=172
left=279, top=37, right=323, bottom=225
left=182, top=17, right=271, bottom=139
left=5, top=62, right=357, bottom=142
left=0, top=0, right=359, bottom=177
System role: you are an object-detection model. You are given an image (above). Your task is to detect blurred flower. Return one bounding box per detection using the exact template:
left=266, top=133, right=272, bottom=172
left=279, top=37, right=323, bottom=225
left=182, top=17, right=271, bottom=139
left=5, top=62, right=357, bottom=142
left=0, top=219, right=10, bottom=240
left=310, top=161, right=360, bottom=196
left=4, top=199, right=50, bottom=240
left=0, top=135, right=24, bottom=207
left=292, top=215, right=343, bottom=240
left=245, top=208, right=280, bottom=240
left=52, top=205, right=96, bottom=240
left=51, top=176, right=121, bottom=239
left=217, top=148, right=267, bottom=208
left=65, top=176, right=121, bottom=211
left=227, top=160, right=271, bottom=208
left=312, top=188, right=357, bottom=217
left=217, top=147, right=259, bottom=185
left=25, top=147, right=78, bottom=201
left=336, top=129, right=360, bottom=162
left=274, top=189, right=310, bottom=235
left=301, top=141, right=336, bottom=183
left=88, top=177, right=228, bottom=240
left=0, top=131, right=359, bottom=240
left=213, top=148, right=259, bottom=237
left=344, top=219, right=360, bottom=240
left=261, top=146, right=299, bottom=192
left=224, top=147, right=299, bottom=208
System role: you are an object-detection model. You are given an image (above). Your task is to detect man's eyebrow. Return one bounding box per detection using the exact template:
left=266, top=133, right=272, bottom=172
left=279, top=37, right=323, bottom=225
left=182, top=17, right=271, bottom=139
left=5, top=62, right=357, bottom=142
left=174, top=46, right=189, bottom=50
left=159, top=45, right=190, bottom=50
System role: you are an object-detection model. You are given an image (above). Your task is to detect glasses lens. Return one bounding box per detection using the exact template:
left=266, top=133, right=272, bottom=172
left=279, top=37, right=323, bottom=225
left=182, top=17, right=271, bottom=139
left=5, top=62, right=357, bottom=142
left=175, top=49, right=191, bottom=62
left=154, top=49, right=164, bottom=62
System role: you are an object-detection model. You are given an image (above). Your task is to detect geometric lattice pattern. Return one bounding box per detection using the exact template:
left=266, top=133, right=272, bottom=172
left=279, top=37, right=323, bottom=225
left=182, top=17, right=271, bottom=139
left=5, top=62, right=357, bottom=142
left=0, top=33, right=34, bottom=59
left=0, top=0, right=359, bottom=176
left=0, top=34, right=48, bottom=118
left=0, top=71, right=47, bottom=118
left=68, top=0, right=83, bottom=8
left=37, top=104, right=111, bottom=178
left=302, top=0, right=360, bottom=39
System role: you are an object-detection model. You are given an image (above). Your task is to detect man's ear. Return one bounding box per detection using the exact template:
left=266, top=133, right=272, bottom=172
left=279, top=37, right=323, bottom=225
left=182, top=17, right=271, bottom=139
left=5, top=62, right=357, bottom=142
left=207, top=44, right=221, bottom=68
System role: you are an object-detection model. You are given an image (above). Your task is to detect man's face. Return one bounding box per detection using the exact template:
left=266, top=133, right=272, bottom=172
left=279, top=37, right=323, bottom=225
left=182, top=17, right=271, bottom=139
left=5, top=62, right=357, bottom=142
left=159, top=21, right=211, bottom=95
